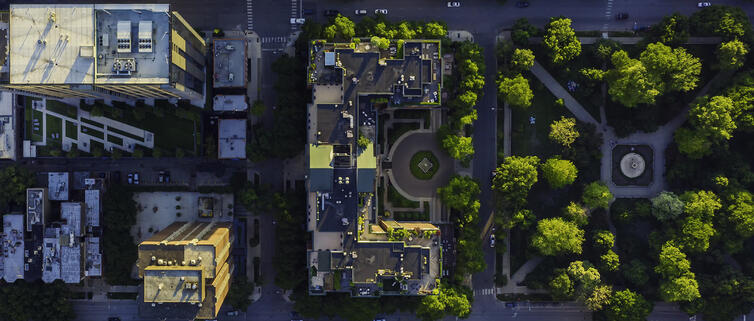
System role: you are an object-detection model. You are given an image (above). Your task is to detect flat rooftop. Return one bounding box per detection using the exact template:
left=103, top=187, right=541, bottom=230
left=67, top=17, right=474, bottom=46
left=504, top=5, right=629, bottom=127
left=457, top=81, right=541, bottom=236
left=218, top=119, right=246, bottom=159
left=48, top=172, right=69, bottom=201
left=9, top=4, right=95, bottom=84
left=212, top=39, right=246, bottom=88
left=42, top=227, right=61, bottom=283
left=61, top=202, right=82, bottom=237
left=26, top=188, right=45, bottom=231
left=2, top=214, right=25, bottom=282
left=0, top=92, right=15, bottom=159
left=85, top=190, right=100, bottom=228
left=213, top=95, right=248, bottom=112
left=93, top=4, right=171, bottom=84
left=85, top=237, right=101, bottom=277
left=143, top=266, right=203, bottom=303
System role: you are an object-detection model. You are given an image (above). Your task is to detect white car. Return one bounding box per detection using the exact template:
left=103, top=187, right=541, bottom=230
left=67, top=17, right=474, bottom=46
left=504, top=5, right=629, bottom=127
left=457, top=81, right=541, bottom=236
left=697, top=2, right=711, bottom=7
left=290, top=18, right=305, bottom=24
left=447, top=1, right=461, bottom=7
left=375, top=9, right=388, bottom=15
left=355, top=9, right=367, bottom=15
left=490, top=234, right=496, bottom=248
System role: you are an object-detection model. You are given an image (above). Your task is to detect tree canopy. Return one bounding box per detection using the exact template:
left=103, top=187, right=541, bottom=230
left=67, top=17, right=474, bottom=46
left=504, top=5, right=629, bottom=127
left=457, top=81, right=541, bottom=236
left=726, top=190, right=754, bottom=238
left=543, top=18, right=582, bottom=64
left=564, top=201, right=589, bottom=226
left=531, top=218, right=585, bottom=256
left=492, top=156, right=540, bottom=207
left=324, top=14, right=355, bottom=41
left=717, top=39, right=748, bottom=70
left=651, top=191, right=685, bottom=221
left=417, top=286, right=471, bottom=321
left=540, top=158, right=578, bottom=188
left=681, top=190, right=721, bottom=220
left=511, top=48, right=535, bottom=72
left=582, top=181, right=613, bottom=210
left=640, top=42, right=701, bottom=93
left=689, top=95, right=738, bottom=141
left=497, top=74, right=533, bottom=108
left=604, top=289, right=653, bottom=321
left=606, top=50, right=660, bottom=107
left=441, top=134, right=474, bottom=163
left=438, top=176, right=481, bottom=215
left=0, top=280, right=75, bottom=321
left=655, top=242, right=701, bottom=302
left=549, top=116, right=580, bottom=148
left=0, top=165, right=34, bottom=213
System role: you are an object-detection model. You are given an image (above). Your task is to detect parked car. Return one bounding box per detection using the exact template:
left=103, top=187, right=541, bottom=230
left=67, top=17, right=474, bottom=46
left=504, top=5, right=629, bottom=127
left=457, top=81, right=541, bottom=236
left=374, top=9, right=388, bottom=15
left=290, top=18, right=305, bottom=24
left=490, top=234, right=496, bottom=248
left=303, top=8, right=314, bottom=15
left=515, top=1, right=530, bottom=7
left=164, top=171, right=171, bottom=183
left=355, top=9, right=367, bottom=15
left=323, top=9, right=339, bottom=16
left=697, top=2, right=711, bottom=7
left=226, top=310, right=240, bottom=316
left=614, top=12, right=629, bottom=20
left=158, top=171, right=165, bottom=183
left=133, top=172, right=140, bottom=185
left=447, top=1, right=461, bottom=7
left=127, top=173, right=133, bottom=184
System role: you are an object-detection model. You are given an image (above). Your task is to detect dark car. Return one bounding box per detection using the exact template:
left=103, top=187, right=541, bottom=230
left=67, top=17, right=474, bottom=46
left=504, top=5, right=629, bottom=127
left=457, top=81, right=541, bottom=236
left=515, top=1, right=530, bottom=7
left=615, top=12, right=629, bottom=20
left=323, top=9, right=339, bottom=16
left=303, top=8, right=314, bottom=15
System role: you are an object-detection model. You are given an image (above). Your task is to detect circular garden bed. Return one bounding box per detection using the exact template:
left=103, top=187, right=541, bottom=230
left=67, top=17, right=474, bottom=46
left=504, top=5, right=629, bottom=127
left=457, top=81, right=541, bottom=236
left=410, top=150, right=439, bottom=180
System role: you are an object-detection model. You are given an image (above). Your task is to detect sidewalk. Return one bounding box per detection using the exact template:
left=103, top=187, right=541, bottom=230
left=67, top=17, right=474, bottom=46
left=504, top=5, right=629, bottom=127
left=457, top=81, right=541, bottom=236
left=530, top=61, right=599, bottom=125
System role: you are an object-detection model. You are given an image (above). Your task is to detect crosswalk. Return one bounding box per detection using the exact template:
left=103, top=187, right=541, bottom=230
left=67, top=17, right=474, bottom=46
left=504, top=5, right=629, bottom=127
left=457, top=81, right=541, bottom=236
left=246, top=0, right=253, bottom=30
left=474, top=288, right=496, bottom=296
left=261, top=36, right=288, bottom=44
left=290, top=0, right=300, bottom=31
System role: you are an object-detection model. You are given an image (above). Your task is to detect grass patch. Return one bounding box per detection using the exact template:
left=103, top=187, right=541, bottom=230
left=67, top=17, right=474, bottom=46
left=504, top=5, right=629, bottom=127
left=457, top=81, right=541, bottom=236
left=511, top=77, right=573, bottom=158
left=45, top=114, right=63, bottom=143
left=65, top=121, right=78, bottom=140
left=409, top=151, right=439, bottom=180
left=29, top=109, right=44, bottom=142
left=107, top=134, right=124, bottom=146
left=387, top=183, right=420, bottom=208
left=393, top=109, right=430, bottom=129
left=81, top=126, right=104, bottom=139
left=393, top=202, right=430, bottom=221
left=108, top=126, right=145, bottom=142
left=46, top=100, right=78, bottom=118
left=387, top=122, right=420, bottom=147
left=80, top=117, right=105, bottom=128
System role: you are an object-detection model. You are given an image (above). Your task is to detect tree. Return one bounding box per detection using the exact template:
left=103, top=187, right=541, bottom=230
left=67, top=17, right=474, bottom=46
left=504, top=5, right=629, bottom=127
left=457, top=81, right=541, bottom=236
left=0, top=165, right=34, bottom=213
left=423, top=22, right=447, bottom=38
left=677, top=217, right=715, bottom=253
left=417, top=295, right=445, bottom=321
left=604, top=289, right=653, bottom=321
left=600, top=250, right=620, bottom=272
left=681, top=190, right=721, bottom=220
left=497, top=74, right=533, bottom=108
left=417, top=286, right=471, bottom=321
left=251, top=100, right=267, bottom=116
left=225, top=277, right=255, bottom=311
left=640, top=42, right=701, bottom=93
left=132, top=148, right=144, bottom=158
left=370, top=36, right=390, bottom=50
left=622, top=259, right=650, bottom=287
left=0, top=280, right=75, bottom=321
left=357, top=133, right=371, bottom=149
left=654, top=13, right=690, bottom=45
left=651, top=191, right=685, bottom=221
left=674, top=127, right=712, bottom=159
left=582, top=181, right=612, bottom=210
left=101, top=185, right=138, bottom=285
left=656, top=242, right=691, bottom=279
left=593, top=230, right=615, bottom=252
left=567, top=261, right=604, bottom=305
left=549, top=271, right=574, bottom=299
left=549, top=116, right=580, bottom=148
left=689, top=95, right=737, bottom=141
left=511, top=18, right=538, bottom=46
left=558, top=203, right=586, bottom=229
left=437, top=176, right=481, bottom=213
left=492, top=156, right=539, bottom=206
left=606, top=50, right=660, bottom=107
left=441, top=134, right=474, bottom=163
left=543, top=18, right=581, bottom=64
left=585, top=284, right=612, bottom=311
left=660, top=274, right=701, bottom=302
left=511, top=48, right=535, bottom=72
left=457, top=91, right=478, bottom=107
left=717, top=39, right=748, bottom=70
left=531, top=218, right=585, bottom=256
left=324, top=14, right=355, bottom=41
left=690, top=5, right=751, bottom=39
left=540, top=158, right=578, bottom=188
left=726, top=190, right=754, bottom=237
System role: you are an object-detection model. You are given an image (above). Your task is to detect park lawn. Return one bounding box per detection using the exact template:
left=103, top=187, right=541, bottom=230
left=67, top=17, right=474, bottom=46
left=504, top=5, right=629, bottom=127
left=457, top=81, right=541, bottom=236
left=45, top=114, right=63, bottom=143
left=392, top=203, right=430, bottom=221
left=81, top=126, right=104, bottom=139
left=387, top=183, right=420, bottom=209
left=30, top=109, right=44, bottom=142
left=65, top=121, right=78, bottom=140
left=511, top=77, right=574, bottom=158
left=46, top=100, right=78, bottom=118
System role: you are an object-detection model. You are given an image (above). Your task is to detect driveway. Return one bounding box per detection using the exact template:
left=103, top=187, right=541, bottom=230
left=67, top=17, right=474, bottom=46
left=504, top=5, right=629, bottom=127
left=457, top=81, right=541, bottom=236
left=388, top=131, right=453, bottom=198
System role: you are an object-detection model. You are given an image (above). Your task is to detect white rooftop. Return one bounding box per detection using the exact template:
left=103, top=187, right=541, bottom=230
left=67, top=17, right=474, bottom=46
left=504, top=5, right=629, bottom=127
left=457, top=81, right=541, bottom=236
left=9, top=4, right=95, bottom=84
left=213, top=95, right=248, bottom=112
left=0, top=92, right=16, bottom=159
left=61, top=202, right=82, bottom=237
left=42, top=227, right=61, bottom=283
left=85, top=237, right=101, bottom=277
left=84, top=190, right=100, bottom=228
left=218, top=119, right=246, bottom=159
left=2, top=214, right=25, bottom=282
left=48, top=172, right=69, bottom=201
left=26, top=188, right=46, bottom=231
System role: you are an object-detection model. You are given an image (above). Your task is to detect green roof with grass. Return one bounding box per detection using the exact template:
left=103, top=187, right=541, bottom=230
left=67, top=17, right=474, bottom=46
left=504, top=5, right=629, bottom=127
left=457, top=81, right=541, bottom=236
left=357, top=142, right=376, bottom=169
left=310, top=144, right=333, bottom=169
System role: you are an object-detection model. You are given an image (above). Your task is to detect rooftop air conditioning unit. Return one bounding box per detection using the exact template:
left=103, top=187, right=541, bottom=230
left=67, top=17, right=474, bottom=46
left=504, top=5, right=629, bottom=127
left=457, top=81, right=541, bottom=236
left=138, top=21, right=153, bottom=53
left=116, top=21, right=131, bottom=53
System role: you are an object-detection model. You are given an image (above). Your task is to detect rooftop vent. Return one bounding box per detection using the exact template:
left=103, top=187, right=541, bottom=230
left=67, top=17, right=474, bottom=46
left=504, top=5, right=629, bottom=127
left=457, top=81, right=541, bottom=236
left=138, top=21, right=153, bottom=53
left=116, top=21, right=132, bottom=53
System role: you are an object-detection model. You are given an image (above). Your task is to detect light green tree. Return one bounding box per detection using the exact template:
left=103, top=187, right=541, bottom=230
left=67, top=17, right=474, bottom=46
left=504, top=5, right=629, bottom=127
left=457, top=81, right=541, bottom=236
left=498, top=74, right=533, bottom=108
left=543, top=18, right=582, bottom=64
left=549, top=271, right=574, bottom=299
left=674, top=127, right=712, bottom=159
left=511, top=48, right=535, bottom=72
left=659, top=274, right=701, bottom=302
left=600, top=250, right=620, bottom=272
left=604, top=289, right=653, bottom=321
left=640, top=42, right=701, bottom=93
left=680, top=190, right=721, bottom=220
left=677, top=217, right=715, bottom=253
left=540, top=158, right=578, bottom=188
left=656, top=241, right=691, bottom=279
left=437, top=176, right=481, bottom=213
left=652, top=191, right=685, bottom=221
left=717, top=39, right=748, bottom=70
left=324, top=15, right=355, bottom=41
left=606, top=50, right=660, bottom=107
left=423, top=22, right=447, bottom=38
left=492, top=156, right=540, bottom=206
left=531, top=218, right=585, bottom=255
left=549, top=116, right=580, bottom=148
left=585, top=284, right=613, bottom=311
left=564, top=201, right=589, bottom=226
left=442, top=134, right=474, bottom=163
left=593, top=230, right=615, bottom=252
left=582, top=181, right=613, bottom=210
left=370, top=36, right=390, bottom=50
left=689, top=95, right=737, bottom=141
left=726, top=190, right=754, bottom=238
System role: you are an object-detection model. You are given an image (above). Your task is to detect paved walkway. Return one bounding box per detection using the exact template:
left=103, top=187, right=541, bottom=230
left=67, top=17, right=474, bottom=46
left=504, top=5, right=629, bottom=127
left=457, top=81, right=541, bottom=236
left=387, top=130, right=453, bottom=199
left=499, top=256, right=547, bottom=294
left=530, top=61, right=600, bottom=125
